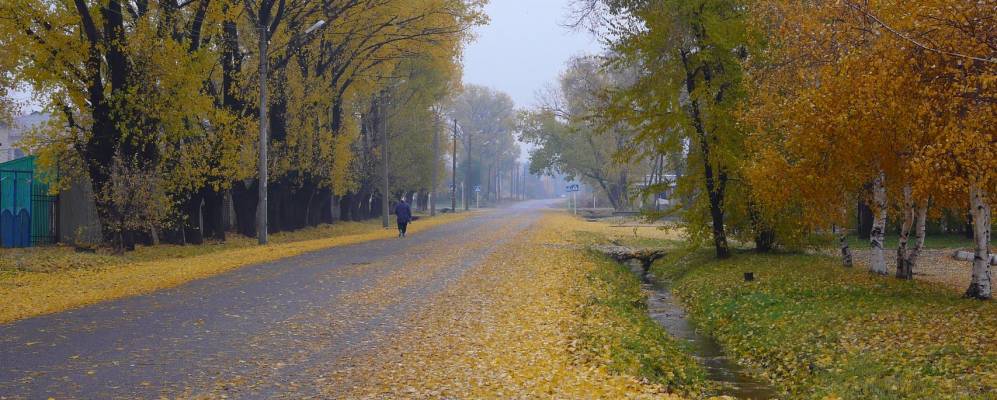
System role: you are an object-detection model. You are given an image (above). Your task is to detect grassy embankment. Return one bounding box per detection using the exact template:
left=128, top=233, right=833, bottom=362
left=567, top=217, right=712, bottom=396
left=576, top=249, right=709, bottom=395
left=0, top=212, right=472, bottom=324
left=655, top=249, right=997, bottom=399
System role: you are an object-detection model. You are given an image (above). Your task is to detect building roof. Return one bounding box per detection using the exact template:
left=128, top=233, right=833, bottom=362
left=0, top=112, right=49, bottom=163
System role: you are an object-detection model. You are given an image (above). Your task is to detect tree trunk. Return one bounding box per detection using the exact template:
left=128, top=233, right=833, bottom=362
left=869, top=171, right=888, bottom=275
left=835, top=225, right=854, bottom=267
left=202, top=188, right=226, bottom=241
left=896, top=185, right=915, bottom=279
left=909, top=202, right=927, bottom=271
left=857, top=200, right=874, bottom=240
left=231, top=181, right=258, bottom=237
left=965, top=186, right=992, bottom=300
left=897, top=187, right=927, bottom=280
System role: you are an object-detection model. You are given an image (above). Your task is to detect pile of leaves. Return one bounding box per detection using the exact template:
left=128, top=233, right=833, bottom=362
left=660, top=251, right=997, bottom=399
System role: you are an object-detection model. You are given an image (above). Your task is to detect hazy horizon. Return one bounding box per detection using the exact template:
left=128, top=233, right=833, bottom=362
left=462, top=0, right=603, bottom=110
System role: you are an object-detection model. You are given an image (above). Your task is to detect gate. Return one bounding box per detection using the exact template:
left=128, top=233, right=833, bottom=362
left=0, top=169, right=32, bottom=248
left=0, top=157, right=58, bottom=247
left=31, top=179, right=57, bottom=245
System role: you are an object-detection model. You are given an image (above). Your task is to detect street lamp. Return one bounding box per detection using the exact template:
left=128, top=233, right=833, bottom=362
left=256, top=19, right=325, bottom=245
left=304, top=20, right=326, bottom=35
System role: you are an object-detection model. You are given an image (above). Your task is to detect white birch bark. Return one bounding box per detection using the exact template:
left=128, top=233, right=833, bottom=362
left=869, top=172, right=889, bottom=275
left=966, top=186, right=992, bottom=299
left=834, top=225, right=853, bottom=267
left=909, top=202, right=927, bottom=271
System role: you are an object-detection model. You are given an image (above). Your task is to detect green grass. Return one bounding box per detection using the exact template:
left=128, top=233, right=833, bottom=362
left=843, top=232, right=978, bottom=250
left=653, top=250, right=997, bottom=399
left=574, top=251, right=710, bottom=396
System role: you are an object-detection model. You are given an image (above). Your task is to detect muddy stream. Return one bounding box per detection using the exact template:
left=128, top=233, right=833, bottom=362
left=623, top=259, right=779, bottom=400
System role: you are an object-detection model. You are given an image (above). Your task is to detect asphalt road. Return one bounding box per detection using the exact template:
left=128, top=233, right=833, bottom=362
left=0, top=201, right=550, bottom=399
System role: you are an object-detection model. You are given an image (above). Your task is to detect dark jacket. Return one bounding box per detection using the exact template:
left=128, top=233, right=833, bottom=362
left=394, top=201, right=412, bottom=223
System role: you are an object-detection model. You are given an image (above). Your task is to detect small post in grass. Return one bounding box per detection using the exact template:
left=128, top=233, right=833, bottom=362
left=744, top=272, right=755, bottom=282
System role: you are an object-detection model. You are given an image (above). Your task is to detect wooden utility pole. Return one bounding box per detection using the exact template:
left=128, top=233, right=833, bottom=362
left=451, top=119, right=457, bottom=212
left=464, top=125, right=471, bottom=211
left=381, top=92, right=390, bottom=228
left=431, top=110, right=440, bottom=216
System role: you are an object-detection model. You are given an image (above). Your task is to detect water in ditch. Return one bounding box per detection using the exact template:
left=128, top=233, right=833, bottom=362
left=624, top=260, right=780, bottom=400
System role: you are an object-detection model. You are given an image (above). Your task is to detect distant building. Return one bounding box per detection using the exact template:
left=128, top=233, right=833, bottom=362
left=0, top=111, right=49, bottom=163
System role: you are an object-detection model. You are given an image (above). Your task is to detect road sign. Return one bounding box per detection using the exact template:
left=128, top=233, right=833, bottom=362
left=474, top=185, right=481, bottom=193
left=566, top=184, right=580, bottom=192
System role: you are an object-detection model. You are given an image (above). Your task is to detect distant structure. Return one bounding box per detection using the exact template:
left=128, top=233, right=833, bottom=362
left=0, top=111, right=49, bottom=163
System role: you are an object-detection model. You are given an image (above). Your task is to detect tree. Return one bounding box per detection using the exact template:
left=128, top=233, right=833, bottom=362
left=449, top=85, right=519, bottom=207
left=741, top=0, right=995, bottom=295
left=576, top=0, right=757, bottom=258
left=2, top=0, right=485, bottom=250
left=2, top=0, right=238, bottom=247
left=519, top=56, right=646, bottom=211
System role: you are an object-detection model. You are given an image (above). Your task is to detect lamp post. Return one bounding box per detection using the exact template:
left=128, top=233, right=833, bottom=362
left=256, top=19, right=325, bottom=245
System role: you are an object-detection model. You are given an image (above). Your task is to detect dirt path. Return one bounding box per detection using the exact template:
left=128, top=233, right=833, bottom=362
left=849, top=248, right=975, bottom=292
left=0, top=203, right=547, bottom=399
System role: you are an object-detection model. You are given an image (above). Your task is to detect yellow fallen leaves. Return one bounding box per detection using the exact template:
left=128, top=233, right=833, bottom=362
left=669, top=249, right=997, bottom=399
left=0, top=212, right=472, bottom=323
left=329, top=211, right=685, bottom=399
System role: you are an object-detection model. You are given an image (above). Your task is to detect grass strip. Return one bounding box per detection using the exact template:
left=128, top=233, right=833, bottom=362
left=656, top=250, right=997, bottom=399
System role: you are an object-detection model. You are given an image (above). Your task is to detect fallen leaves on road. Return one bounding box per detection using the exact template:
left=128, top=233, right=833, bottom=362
left=0, top=213, right=473, bottom=324
left=328, top=212, right=685, bottom=399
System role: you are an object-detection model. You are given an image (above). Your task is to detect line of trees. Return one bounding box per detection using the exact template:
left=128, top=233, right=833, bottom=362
left=450, top=84, right=522, bottom=208
left=519, top=56, right=657, bottom=211
left=0, top=0, right=486, bottom=250
left=562, top=0, right=994, bottom=299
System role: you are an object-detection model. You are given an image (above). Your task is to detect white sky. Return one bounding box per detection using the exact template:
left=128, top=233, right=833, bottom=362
left=462, top=0, right=603, bottom=109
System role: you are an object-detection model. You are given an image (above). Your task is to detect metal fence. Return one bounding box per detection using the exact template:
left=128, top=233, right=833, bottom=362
left=0, top=168, right=57, bottom=247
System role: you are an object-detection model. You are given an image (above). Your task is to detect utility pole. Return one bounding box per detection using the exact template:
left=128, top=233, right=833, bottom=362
left=431, top=110, right=440, bottom=216
left=511, top=163, right=516, bottom=202
left=522, top=168, right=528, bottom=200
left=451, top=119, right=457, bottom=212
left=253, top=17, right=325, bottom=245
left=381, top=91, right=390, bottom=228
left=256, top=21, right=270, bottom=245
left=464, top=126, right=471, bottom=211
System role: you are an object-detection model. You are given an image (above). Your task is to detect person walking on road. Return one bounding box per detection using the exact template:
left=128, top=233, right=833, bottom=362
left=394, top=197, right=413, bottom=238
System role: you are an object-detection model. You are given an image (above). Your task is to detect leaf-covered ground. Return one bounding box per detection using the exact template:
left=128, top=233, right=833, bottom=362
left=0, top=212, right=471, bottom=323
left=657, top=250, right=997, bottom=399
left=325, top=212, right=700, bottom=399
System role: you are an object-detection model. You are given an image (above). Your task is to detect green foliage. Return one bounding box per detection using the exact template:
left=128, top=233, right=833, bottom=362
left=449, top=84, right=520, bottom=203
left=519, top=56, right=647, bottom=210
left=577, top=0, right=797, bottom=253
left=657, top=250, right=997, bottom=399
